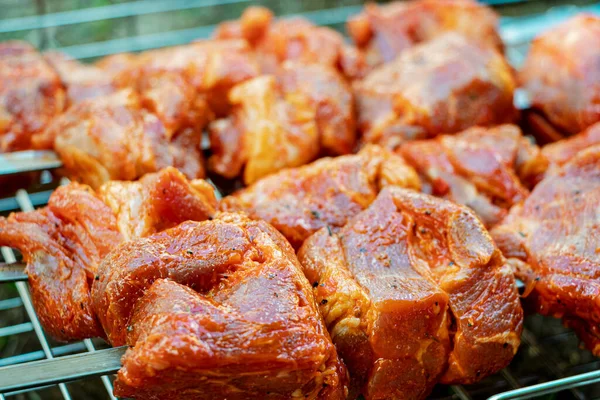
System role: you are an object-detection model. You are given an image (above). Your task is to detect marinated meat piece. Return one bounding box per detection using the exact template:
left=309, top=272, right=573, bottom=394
left=98, top=167, right=217, bottom=240
left=95, top=53, right=138, bottom=78
left=298, top=188, right=523, bottom=399
left=0, top=184, right=122, bottom=340
left=347, top=0, right=502, bottom=74
left=400, top=125, right=547, bottom=227
left=0, top=41, right=66, bottom=151
left=112, top=40, right=259, bottom=136
left=520, top=15, right=600, bottom=136
left=209, top=62, right=356, bottom=183
left=355, top=33, right=517, bottom=147
left=0, top=168, right=217, bottom=341
left=542, top=121, right=600, bottom=173
left=49, top=89, right=204, bottom=189
left=214, top=6, right=366, bottom=78
left=492, top=146, right=600, bottom=356
left=92, top=213, right=348, bottom=400
left=209, top=74, right=318, bottom=184
left=278, top=62, right=356, bottom=156
left=44, top=52, right=121, bottom=106
left=220, top=145, right=420, bottom=249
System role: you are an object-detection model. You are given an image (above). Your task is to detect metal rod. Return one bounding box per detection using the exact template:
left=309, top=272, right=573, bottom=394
left=487, top=370, right=600, bottom=400
left=0, top=342, right=88, bottom=367
left=83, top=339, right=117, bottom=400
left=0, top=0, right=250, bottom=34
left=56, top=5, right=362, bottom=60
left=6, top=190, right=73, bottom=400
left=1, top=247, right=72, bottom=400
left=0, top=346, right=127, bottom=393
left=499, top=3, right=600, bottom=46
left=0, top=262, right=27, bottom=283
left=0, top=150, right=62, bottom=176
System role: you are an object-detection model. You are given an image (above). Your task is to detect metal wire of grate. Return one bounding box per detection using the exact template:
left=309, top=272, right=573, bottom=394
left=1, top=1, right=600, bottom=399
left=4, top=180, right=600, bottom=400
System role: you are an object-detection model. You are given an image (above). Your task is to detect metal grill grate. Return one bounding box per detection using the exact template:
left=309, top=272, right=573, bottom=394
left=1, top=1, right=600, bottom=399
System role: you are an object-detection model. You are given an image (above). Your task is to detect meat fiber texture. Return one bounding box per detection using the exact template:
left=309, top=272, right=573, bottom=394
left=354, top=33, right=517, bottom=148
left=520, top=15, right=600, bottom=136
left=400, top=124, right=547, bottom=228
left=299, top=187, right=523, bottom=400
left=220, top=145, right=420, bottom=249
left=208, top=62, right=357, bottom=185
left=0, top=168, right=217, bottom=341
left=0, top=41, right=65, bottom=151
left=492, top=145, right=600, bottom=356
left=92, top=213, right=348, bottom=400
left=213, top=6, right=366, bottom=79
left=49, top=89, right=206, bottom=189
left=542, top=121, right=600, bottom=174
left=347, top=0, right=503, bottom=75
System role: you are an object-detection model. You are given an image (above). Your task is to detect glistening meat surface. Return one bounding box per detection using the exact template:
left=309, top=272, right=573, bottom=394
left=492, top=146, right=600, bottom=356
left=400, top=125, right=547, bottom=227
left=92, top=213, right=348, bottom=400
left=220, top=145, right=420, bottom=249
left=0, top=168, right=217, bottom=341
left=298, top=187, right=523, bottom=399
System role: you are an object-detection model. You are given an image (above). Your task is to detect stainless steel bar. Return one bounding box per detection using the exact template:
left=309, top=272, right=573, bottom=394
left=0, top=189, right=53, bottom=214
left=58, top=24, right=216, bottom=59
left=2, top=190, right=72, bottom=400
left=0, top=342, right=88, bottom=367
left=488, top=370, right=600, bottom=400
left=0, top=263, right=27, bottom=283
left=206, top=178, right=223, bottom=200
left=58, top=5, right=360, bottom=60
left=11, top=186, right=114, bottom=399
left=0, top=150, right=62, bottom=176
left=500, top=3, right=600, bottom=46
left=0, top=297, right=23, bottom=311
left=3, top=384, right=62, bottom=397
left=519, top=329, right=586, bottom=400
left=1, top=247, right=71, bottom=400
left=83, top=339, right=116, bottom=400
left=0, top=346, right=127, bottom=393
left=0, top=0, right=250, bottom=34
left=0, top=322, right=33, bottom=338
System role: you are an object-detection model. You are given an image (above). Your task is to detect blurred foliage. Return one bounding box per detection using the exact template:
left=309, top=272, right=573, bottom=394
left=0, top=0, right=598, bottom=53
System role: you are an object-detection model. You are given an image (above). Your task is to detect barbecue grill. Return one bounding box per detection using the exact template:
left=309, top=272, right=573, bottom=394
left=1, top=0, right=600, bottom=399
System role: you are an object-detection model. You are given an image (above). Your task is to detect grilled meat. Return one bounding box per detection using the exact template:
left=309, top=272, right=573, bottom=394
left=347, top=0, right=502, bottom=75
left=0, top=41, right=66, bottom=151
left=97, top=168, right=217, bottom=240
left=93, top=213, right=348, bottom=400
left=492, top=146, right=600, bottom=356
left=0, top=168, right=217, bottom=341
left=48, top=89, right=205, bottom=189
left=0, top=184, right=121, bottom=340
left=114, top=40, right=260, bottom=133
left=219, top=145, right=420, bottom=249
left=298, top=187, right=523, bottom=399
left=278, top=62, right=356, bottom=156
left=44, top=52, right=123, bottom=106
left=214, top=6, right=365, bottom=78
left=520, top=15, right=600, bottom=136
left=209, top=61, right=356, bottom=184
left=355, top=33, right=517, bottom=148
left=542, top=121, right=600, bottom=174
left=400, top=124, right=547, bottom=227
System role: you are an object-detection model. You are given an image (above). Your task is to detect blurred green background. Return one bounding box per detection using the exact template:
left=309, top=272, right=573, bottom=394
left=0, top=0, right=598, bottom=60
